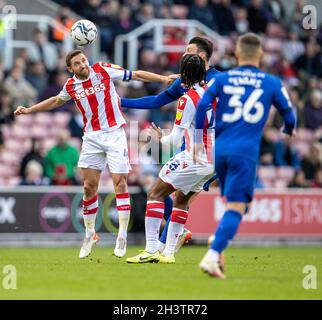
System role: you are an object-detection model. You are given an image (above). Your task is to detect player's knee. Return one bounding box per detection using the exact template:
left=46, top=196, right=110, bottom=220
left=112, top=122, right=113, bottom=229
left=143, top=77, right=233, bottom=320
left=226, top=202, right=246, bottom=216
left=147, top=189, right=163, bottom=202
left=113, top=175, right=128, bottom=193
left=83, top=180, right=98, bottom=198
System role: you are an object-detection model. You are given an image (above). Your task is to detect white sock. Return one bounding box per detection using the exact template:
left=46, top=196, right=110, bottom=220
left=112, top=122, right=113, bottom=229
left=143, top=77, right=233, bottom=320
left=145, top=201, right=164, bottom=253
left=163, top=221, right=184, bottom=256
left=207, top=249, right=220, bottom=262
left=83, top=195, right=98, bottom=238
left=163, top=208, right=188, bottom=256
left=116, top=193, right=131, bottom=239
left=157, top=240, right=166, bottom=253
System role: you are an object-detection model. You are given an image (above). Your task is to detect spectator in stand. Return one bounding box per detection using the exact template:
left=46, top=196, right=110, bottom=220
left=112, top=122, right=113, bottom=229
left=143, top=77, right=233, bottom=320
left=19, top=139, right=45, bottom=179
left=68, top=105, right=84, bottom=140
left=50, top=6, right=76, bottom=48
left=4, top=66, right=37, bottom=107
left=0, top=90, right=14, bottom=149
left=51, top=164, right=75, bottom=186
left=259, top=129, right=275, bottom=166
left=304, top=89, right=322, bottom=130
left=19, top=160, right=49, bottom=186
left=301, top=142, right=322, bottom=181
left=295, top=42, right=322, bottom=78
left=27, top=29, right=59, bottom=72
left=113, top=5, right=138, bottom=37
left=44, top=130, right=79, bottom=184
left=212, top=0, right=236, bottom=35
left=26, top=62, right=48, bottom=100
left=164, top=28, right=186, bottom=69
left=312, top=168, right=322, bottom=188
left=288, top=169, right=310, bottom=188
left=40, top=71, right=74, bottom=112
left=274, top=137, right=301, bottom=169
left=282, top=30, right=305, bottom=63
left=267, top=0, right=285, bottom=23
left=234, top=6, right=249, bottom=34
left=247, top=0, right=269, bottom=34
left=188, top=0, right=216, bottom=30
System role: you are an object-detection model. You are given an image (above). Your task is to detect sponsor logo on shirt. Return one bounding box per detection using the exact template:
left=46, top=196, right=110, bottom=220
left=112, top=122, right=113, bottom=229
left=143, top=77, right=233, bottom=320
left=75, top=83, right=106, bottom=100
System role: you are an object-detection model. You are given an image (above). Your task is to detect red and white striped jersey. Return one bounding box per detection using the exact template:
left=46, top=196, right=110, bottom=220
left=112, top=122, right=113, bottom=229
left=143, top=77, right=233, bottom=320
left=174, top=83, right=215, bottom=163
left=58, top=62, right=132, bottom=134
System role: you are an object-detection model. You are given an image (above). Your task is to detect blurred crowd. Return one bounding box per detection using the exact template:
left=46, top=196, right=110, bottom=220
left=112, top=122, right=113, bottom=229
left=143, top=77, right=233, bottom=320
left=0, top=0, right=322, bottom=189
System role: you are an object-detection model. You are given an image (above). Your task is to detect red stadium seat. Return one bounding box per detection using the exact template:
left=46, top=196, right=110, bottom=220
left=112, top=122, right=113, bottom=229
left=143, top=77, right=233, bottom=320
left=34, top=113, right=53, bottom=127
left=276, top=166, right=295, bottom=182
left=258, top=166, right=277, bottom=180
left=53, top=112, right=71, bottom=128
left=296, top=128, right=314, bottom=143
left=295, top=141, right=310, bottom=158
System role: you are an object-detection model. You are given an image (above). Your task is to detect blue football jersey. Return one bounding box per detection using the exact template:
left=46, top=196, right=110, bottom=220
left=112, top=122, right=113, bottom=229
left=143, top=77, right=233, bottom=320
left=196, top=65, right=296, bottom=162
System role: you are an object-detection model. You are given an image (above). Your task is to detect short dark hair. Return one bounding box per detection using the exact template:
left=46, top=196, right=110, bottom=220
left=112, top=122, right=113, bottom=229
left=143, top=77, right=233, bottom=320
left=237, top=33, right=262, bottom=59
left=180, top=54, right=206, bottom=89
left=66, top=49, right=85, bottom=67
left=188, top=37, right=213, bottom=61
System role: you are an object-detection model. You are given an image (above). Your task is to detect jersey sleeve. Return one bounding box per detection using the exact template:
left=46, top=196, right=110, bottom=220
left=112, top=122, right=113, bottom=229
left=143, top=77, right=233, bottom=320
left=165, top=78, right=185, bottom=99
left=58, top=83, right=72, bottom=102
left=174, top=96, right=195, bottom=129
left=272, top=78, right=296, bottom=134
left=99, top=62, right=132, bottom=81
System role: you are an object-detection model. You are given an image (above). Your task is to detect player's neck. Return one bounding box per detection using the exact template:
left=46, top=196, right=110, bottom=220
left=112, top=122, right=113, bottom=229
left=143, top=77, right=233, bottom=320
left=205, top=62, right=209, bottom=70
left=238, top=60, right=260, bottom=68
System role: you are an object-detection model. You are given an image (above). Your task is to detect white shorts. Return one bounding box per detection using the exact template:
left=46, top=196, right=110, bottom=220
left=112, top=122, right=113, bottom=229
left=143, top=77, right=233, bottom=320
left=78, top=127, right=131, bottom=173
left=159, top=151, right=214, bottom=195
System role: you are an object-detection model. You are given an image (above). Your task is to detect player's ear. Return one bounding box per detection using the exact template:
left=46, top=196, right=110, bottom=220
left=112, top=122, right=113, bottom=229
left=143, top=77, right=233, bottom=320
left=67, top=66, right=73, bottom=73
left=199, top=52, right=206, bottom=61
left=258, top=48, right=264, bottom=61
left=235, top=46, right=240, bottom=60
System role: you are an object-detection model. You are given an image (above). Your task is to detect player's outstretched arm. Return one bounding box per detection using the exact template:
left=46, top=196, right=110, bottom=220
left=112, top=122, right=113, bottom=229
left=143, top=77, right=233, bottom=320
left=132, top=70, right=178, bottom=85
left=121, top=91, right=175, bottom=110
left=121, top=78, right=184, bottom=110
left=14, top=96, right=66, bottom=116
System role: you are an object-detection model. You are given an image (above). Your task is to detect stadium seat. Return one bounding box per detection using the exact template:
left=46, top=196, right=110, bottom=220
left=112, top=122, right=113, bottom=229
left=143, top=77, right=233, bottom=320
left=296, top=128, right=314, bottom=143
left=276, top=166, right=295, bottom=183
left=6, top=176, right=21, bottom=186
left=15, top=114, right=34, bottom=127
left=4, top=138, right=27, bottom=155
left=70, top=138, right=81, bottom=151
left=53, top=112, right=71, bottom=128
left=258, top=166, right=277, bottom=181
left=31, top=125, right=49, bottom=139
left=11, top=123, right=32, bottom=140
left=274, top=179, right=289, bottom=188
left=0, top=163, right=17, bottom=178
left=295, top=141, right=310, bottom=158
left=34, top=113, right=53, bottom=127
left=41, top=138, right=57, bottom=153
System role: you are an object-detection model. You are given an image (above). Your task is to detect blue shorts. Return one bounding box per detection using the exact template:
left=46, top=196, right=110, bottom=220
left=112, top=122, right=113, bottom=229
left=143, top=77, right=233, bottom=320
left=215, top=155, right=257, bottom=203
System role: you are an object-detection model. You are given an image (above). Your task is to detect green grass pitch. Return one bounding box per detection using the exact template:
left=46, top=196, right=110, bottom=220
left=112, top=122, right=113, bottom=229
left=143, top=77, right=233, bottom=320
left=0, top=246, right=321, bottom=300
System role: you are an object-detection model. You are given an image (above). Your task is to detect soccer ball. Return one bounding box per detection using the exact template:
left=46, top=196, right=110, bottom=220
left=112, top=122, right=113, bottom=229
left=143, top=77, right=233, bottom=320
left=70, top=20, right=97, bottom=46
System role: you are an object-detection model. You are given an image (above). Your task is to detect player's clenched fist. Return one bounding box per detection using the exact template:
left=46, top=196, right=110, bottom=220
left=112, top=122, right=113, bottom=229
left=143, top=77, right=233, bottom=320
left=14, top=106, right=30, bottom=116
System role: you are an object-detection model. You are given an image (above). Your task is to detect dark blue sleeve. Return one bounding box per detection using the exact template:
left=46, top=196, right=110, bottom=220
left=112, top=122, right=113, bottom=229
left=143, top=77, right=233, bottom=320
left=121, top=91, right=175, bottom=109
left=272, top=78, right=297, bottom=135
left=121, top=78, right=184, bottom=110
left=165, top=78, right=185, bottom=98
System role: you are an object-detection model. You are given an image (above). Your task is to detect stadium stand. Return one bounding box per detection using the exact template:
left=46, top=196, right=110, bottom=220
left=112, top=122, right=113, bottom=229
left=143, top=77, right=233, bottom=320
left=0, top=0, right=321, bottom=189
